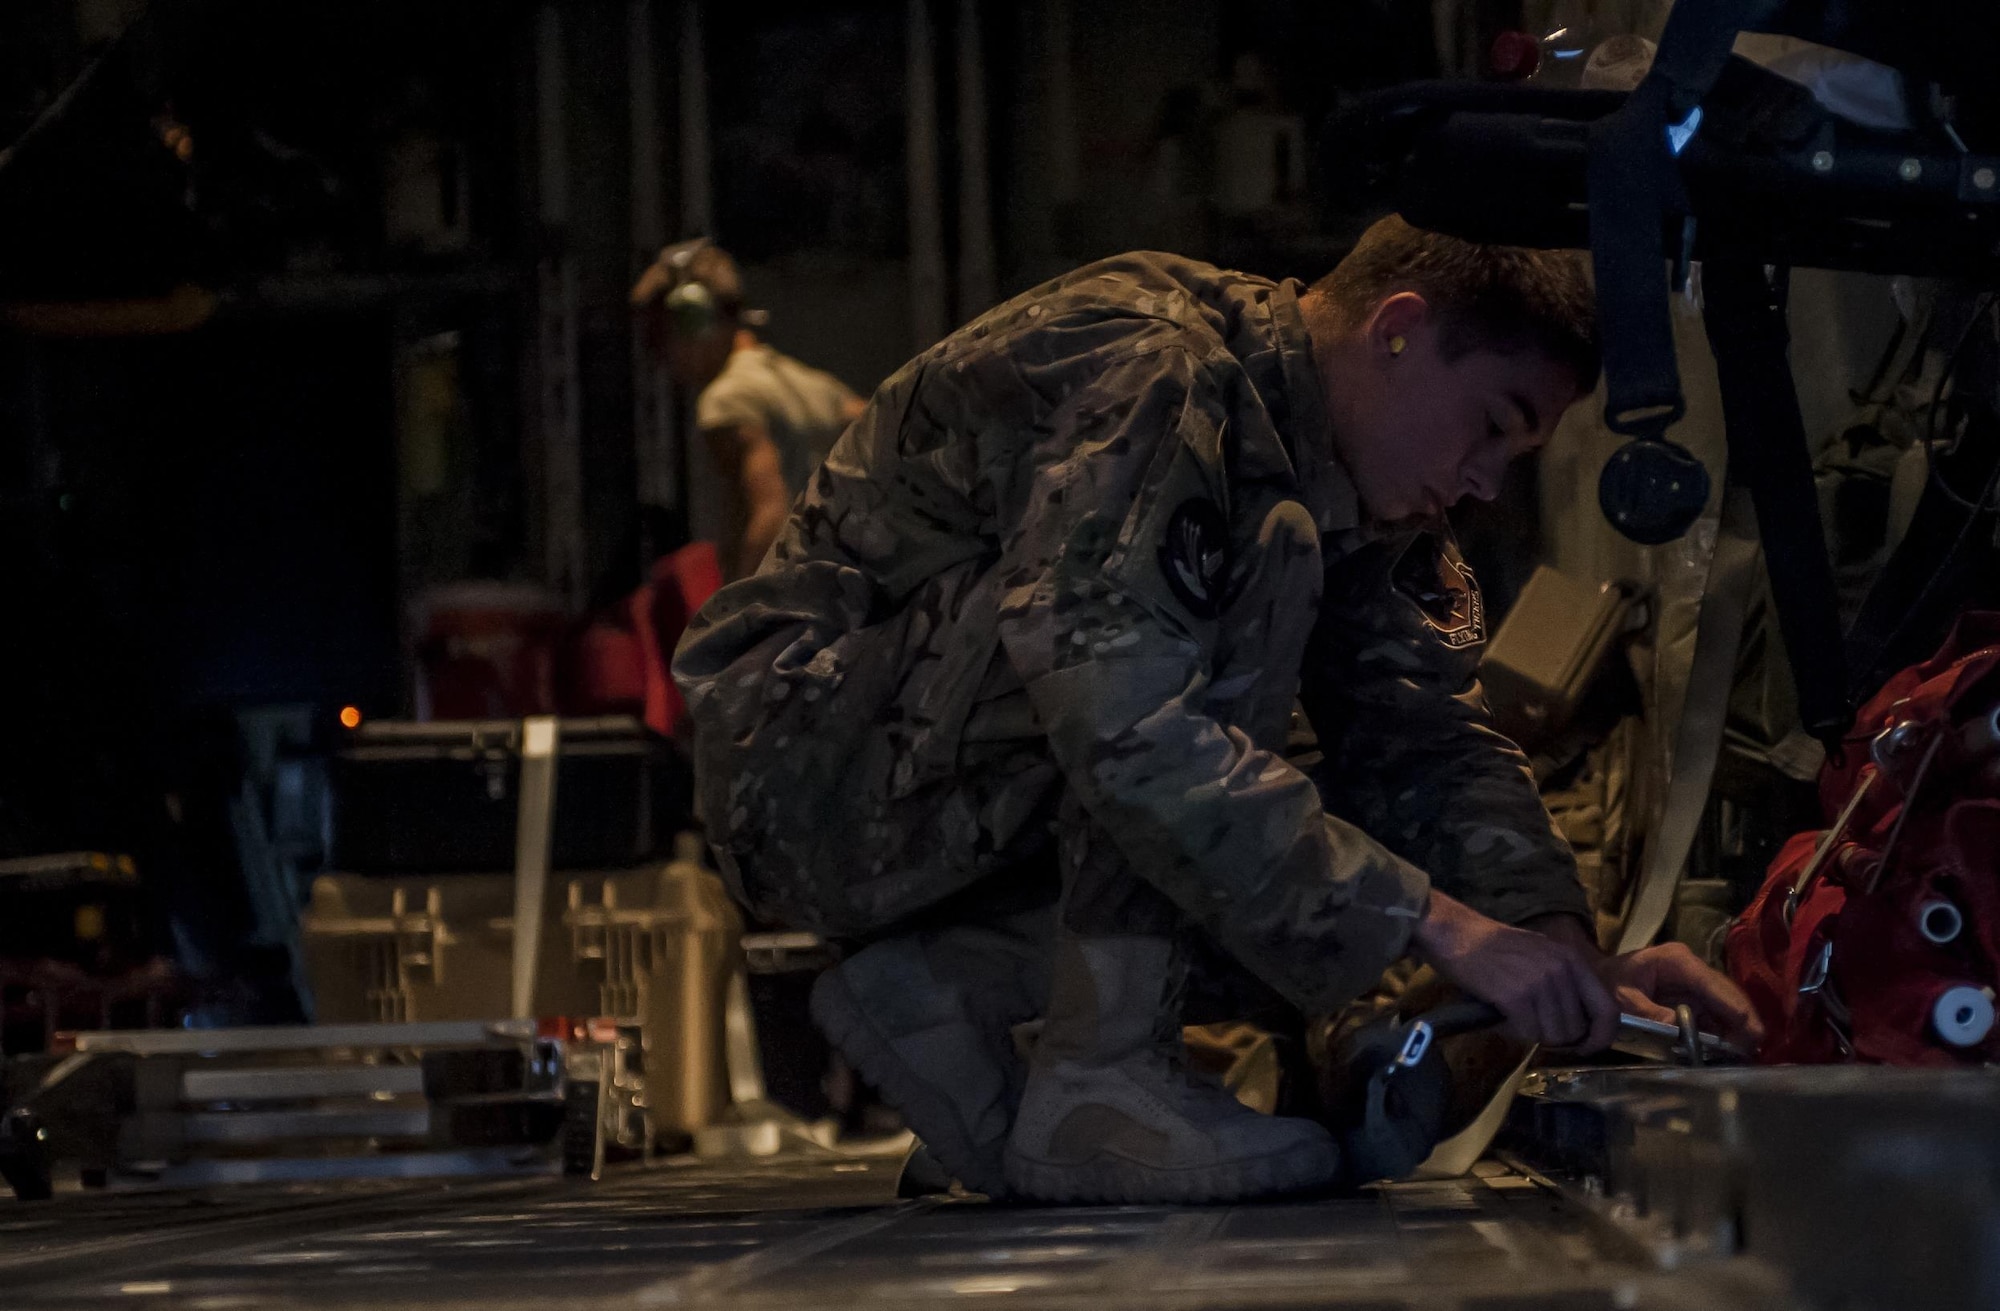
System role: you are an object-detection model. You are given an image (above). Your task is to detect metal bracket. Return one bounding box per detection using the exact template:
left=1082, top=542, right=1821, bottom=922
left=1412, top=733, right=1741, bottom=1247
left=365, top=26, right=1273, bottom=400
left=511, top=716, right=561, bottom=1019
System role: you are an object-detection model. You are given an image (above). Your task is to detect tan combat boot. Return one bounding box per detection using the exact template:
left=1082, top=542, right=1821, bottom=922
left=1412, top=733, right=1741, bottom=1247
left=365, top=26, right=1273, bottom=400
left=811, top=913, right=1049, bottom=1198
left=1003, top=933, right=1341, bottom=1204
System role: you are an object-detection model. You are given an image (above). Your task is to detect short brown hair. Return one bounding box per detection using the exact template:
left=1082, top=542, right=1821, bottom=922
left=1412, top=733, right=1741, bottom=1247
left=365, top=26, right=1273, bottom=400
left=1311, top=214, right=1599, bottom=392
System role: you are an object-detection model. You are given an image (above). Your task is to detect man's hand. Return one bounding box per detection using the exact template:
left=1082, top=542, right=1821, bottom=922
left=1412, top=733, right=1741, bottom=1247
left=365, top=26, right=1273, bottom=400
left=1593, top=942, right=1766, bottom=1052
left=1411, top=892, right=1620, bottom=1050
left=1525, top=913, right=1767, bottom=1052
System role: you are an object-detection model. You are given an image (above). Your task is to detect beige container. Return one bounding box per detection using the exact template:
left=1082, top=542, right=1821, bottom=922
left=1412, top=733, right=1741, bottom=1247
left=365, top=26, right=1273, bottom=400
left=301, top=832, right=742, bottom=1138
left=1479, top=564, right=1631, bottom=750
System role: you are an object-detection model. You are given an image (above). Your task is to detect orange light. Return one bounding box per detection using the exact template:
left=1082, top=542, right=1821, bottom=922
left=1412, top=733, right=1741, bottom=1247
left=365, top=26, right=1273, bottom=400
left=338, top=705, right=363, bottom=729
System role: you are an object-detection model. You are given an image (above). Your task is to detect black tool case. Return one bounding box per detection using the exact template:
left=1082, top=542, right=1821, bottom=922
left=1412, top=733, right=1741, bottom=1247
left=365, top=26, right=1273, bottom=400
left=327, top=716, right=692, bottom=874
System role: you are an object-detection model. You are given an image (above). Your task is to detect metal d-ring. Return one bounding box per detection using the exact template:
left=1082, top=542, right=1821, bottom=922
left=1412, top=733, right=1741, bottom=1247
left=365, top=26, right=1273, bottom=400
left=1674, top=1004, right=1705, bottom=1068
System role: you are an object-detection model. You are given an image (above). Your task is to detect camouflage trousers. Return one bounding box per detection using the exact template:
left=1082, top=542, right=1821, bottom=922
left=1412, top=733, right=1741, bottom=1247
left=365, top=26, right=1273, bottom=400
left=690, top=508, right=1324, bottom=953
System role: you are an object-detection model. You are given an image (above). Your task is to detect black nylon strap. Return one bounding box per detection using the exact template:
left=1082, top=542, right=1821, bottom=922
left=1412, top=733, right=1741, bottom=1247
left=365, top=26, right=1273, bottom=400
left=1586, top=0, right=1786, bottom=439
left=1701, top=260, right=1854, bottom=746
left=1587, top=74, right=1683, bottom=439
left=1651, top=0, right=1786, bottom=119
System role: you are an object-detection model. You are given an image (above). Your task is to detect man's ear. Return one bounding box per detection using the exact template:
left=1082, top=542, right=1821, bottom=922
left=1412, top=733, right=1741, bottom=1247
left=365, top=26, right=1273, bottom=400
left=1366, top=291, right=1431, bottom=359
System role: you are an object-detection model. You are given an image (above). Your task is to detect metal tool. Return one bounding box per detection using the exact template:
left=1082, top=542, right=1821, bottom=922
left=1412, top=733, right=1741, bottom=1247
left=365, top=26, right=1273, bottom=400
left=1423, top=999, right=1750, bottom=1066
left=1610, top=1010, right=1751, bottom=1065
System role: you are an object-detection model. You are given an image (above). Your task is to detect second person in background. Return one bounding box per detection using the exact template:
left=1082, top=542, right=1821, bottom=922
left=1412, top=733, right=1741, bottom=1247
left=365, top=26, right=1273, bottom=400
left=633, top=239, right=865, bottom=581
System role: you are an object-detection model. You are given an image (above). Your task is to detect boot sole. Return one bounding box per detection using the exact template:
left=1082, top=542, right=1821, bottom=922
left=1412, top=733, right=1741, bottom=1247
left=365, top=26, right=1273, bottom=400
left=1002, top=1138, right=1340, bottom=1206
left=810, top=965, right=1013, bottom=1199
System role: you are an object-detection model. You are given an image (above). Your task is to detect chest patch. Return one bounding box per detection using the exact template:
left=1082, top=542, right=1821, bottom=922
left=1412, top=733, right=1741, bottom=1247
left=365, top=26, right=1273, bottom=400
left=1159, top=498, right=1231, bottom=620
left=1391, top=531, right=1486, bottom=649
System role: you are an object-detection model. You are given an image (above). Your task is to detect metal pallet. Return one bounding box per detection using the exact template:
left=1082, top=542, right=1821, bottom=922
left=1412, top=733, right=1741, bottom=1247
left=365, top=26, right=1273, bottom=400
left=1502, top=1063, right=2000, bottom=1311
left=0, top=1017, right=642, bottom=1199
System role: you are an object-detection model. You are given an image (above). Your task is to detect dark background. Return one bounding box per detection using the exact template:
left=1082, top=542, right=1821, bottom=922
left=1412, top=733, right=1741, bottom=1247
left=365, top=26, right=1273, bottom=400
left=0, top=0, right=1517, bottom=1005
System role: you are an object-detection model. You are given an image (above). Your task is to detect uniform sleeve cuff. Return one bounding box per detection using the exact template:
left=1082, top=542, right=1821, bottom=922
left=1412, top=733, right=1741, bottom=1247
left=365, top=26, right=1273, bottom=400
left=1482, top=891, right=1594, bottom=933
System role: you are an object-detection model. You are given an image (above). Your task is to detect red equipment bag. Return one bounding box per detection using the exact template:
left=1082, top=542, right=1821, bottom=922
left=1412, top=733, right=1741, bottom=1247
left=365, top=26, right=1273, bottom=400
left=412, top=582, right=567, bottom=719
left=1728, top=612, right=2000, bottom=1065
left=558, top=542, right=722, bottom=738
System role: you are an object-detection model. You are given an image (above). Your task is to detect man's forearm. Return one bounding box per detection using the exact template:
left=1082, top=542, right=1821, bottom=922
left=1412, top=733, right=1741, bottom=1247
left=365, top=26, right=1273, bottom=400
left=1521, top=910, right=1602, bottom=958
left=1409, top=890, right=1622, bottom=1050
left=737, top=508, right=788, bottom=579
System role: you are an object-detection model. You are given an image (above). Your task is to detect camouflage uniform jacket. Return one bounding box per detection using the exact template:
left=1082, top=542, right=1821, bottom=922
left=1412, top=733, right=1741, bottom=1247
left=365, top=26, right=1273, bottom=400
left=674, top=253, right=1589, bottom=1014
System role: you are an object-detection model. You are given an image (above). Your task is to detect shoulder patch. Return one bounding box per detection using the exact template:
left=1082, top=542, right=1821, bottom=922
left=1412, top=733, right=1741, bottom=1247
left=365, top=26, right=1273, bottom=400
left=1158, top=498, right=1231, bottom=620
left=1391, top=531, right=1485, bottom=648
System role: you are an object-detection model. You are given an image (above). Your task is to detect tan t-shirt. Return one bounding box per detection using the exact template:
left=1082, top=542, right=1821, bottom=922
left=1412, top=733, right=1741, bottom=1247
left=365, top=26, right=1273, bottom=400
left=696, top=345, right=859, bottom=499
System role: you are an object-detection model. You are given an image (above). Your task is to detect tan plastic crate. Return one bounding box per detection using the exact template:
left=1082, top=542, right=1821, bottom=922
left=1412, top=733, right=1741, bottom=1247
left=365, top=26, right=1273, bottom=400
left=301, top=834, right=740, bottom=1137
